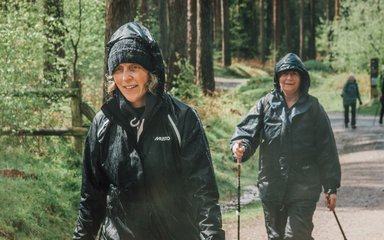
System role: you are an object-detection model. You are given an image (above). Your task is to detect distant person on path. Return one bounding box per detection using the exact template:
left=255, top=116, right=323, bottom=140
left=72, top=22, right=225, bottom=240
left=341, top=75, right=362, bottom=129
left=230, top=53, right=341, bottom=240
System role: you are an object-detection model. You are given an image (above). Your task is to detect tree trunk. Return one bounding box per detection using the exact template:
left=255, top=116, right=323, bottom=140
left=213, top=0, right=221, bottom=49
left=159, top=0, right=169, bottom=63
left=103, top=0, right=137, bottom=101
left=139, top=0, right=149, bottom=24
left=258, top=0, right=265, bottom=63
left=326, top=0, right=330, bottom=22
left=283, top=0, right=291, bottom=52
left=187, top=0, right=197, bottom=68
left=166, top=0, right=187, bottom=90
left=196, top=0, right=214, bottom=94
left=299, top=0, right=304, bottom=59
left=43, top=0, right=66, bottom=88
left=335, top=0, right=339, bottom=20
left=105, top=0, right=137, bottom=43
left=308, top=0, right=316, bottom=59
left=221, top=0, right=231, bottom=66
left=272, top=0, right=281, bottom=61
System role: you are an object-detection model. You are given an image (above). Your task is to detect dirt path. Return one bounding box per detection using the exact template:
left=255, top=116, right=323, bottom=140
left=223, top=112, right=384, bottom=240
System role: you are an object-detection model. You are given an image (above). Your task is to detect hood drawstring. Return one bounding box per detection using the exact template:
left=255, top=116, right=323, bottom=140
left=130, top=117, right=140, bottom=128
left=129, top=117, right=145, bottom=142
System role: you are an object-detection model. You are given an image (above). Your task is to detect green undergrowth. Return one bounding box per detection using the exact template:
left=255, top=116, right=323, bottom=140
left=0, top=137, right=81, bottom=239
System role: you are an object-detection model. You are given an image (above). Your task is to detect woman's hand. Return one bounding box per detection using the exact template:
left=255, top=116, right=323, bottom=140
left=232, top=141, right=245, bottom=162
left=325, top=193, right=337, bottom=211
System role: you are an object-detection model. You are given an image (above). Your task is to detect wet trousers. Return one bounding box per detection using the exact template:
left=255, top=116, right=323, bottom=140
left=262, top=200, right=316, bottom=240
left=344, top=102, right=357, bottom=127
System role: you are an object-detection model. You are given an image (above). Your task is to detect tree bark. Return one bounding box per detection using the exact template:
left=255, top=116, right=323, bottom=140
left=335, top=0, right=339, bottom=20
left=187, top=0, right=197, bottom=68
left=299, top=0, right=304, bottom=59
left=326, top=0, right=330, bottom=22
left=196, top=0, right=214, bottom=94
left=159, top=0, right=169, bottom=63
left=258, top=0, right=265, bottom=63
left=308, top=0, right=316, bottom=59
left=283, top=0, right=291, bottom=52
left=166, top=0, right=187, bottom=90
left=213, top=0, right=221, bottom=48
left=272, top=0, right=281, bottom=61
left=139, top=0, right=149, bottom=23
left=221, top=0, right=231, bottom=66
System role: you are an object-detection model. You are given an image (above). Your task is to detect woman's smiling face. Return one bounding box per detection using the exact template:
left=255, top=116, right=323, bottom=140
left=279, top=70, right=301, bottom=96
left=113, top=63, right=149, bottom=108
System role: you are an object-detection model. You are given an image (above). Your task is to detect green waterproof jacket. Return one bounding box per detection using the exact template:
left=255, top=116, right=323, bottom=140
left=230, top=53, right=341, bottom=205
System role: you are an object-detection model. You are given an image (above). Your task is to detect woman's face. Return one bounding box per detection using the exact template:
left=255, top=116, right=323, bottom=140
left=113, top=63, right=149, bottom=108
left=279, top=70, right=301, bottom=96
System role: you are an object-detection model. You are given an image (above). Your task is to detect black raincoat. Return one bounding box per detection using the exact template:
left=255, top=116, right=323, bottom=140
left=73, top=23, right=224, bottom=240
left=230, top=53, right=341, bottom=205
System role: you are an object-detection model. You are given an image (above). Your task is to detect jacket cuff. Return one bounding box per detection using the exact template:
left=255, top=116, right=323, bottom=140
left=325, top=188, right=337, bottom=194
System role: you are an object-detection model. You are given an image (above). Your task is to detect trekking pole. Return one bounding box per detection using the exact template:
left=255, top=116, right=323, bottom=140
left=327, top=196, right=347, bottom=240
left=236, top=154, right=241, bottom=240
left=331, top=209, right=347, bottom=240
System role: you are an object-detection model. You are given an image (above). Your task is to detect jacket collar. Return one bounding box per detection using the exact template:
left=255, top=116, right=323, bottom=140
left=101, top=89, right=164, bottom=142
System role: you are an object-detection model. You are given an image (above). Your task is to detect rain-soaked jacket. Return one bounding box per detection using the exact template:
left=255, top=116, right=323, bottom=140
left=73, top=22, right=224, bottom=240
left=230, top=53, right=341, bottom=205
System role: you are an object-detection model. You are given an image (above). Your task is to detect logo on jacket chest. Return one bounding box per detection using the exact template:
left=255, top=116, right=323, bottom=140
left=154, top=136, right=171, bottom=141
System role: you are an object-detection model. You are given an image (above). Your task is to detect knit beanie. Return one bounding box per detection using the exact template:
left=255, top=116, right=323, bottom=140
left=106, top=22, right=166, bottom=96
left=108, top=38, right=152, bottom=75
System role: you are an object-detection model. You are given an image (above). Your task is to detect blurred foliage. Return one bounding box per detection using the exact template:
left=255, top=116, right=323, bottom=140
left=170, top=58, right=202, bottom=101
left=319, top=0, right=384, bottom=72
left=303, top=60, right=333, bottom=73
left=0, top=0, right=105, bottom=131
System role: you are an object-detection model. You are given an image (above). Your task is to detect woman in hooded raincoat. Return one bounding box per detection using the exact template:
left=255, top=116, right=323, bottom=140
left=72, top=22, right=225, bottom=240
left=230, top=53, right=341, bottom=240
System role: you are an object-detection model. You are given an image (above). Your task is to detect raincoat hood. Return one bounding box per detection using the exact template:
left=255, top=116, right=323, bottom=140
left=107, top=22, right=165, bottom=96
left=274, top=53, right=310, bottom=93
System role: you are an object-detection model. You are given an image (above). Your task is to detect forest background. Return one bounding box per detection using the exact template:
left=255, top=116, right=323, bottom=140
left=0, top=0, right=383, bottom=239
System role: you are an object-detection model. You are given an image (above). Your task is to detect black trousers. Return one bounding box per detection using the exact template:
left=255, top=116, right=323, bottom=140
left=262, top=200, right=316, bottom=240
left=344, top=102, right=357, bottom=127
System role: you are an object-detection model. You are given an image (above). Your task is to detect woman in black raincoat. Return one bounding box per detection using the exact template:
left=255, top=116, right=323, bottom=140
left=72, top=22, right=225, bottom=240
left=230, top=53, right=341, bottom=240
